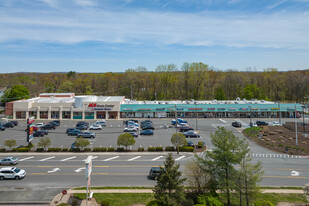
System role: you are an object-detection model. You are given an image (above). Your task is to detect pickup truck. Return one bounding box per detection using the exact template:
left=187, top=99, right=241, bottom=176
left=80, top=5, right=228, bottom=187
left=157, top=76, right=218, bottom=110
left=77, top=131, right=96, bottom=139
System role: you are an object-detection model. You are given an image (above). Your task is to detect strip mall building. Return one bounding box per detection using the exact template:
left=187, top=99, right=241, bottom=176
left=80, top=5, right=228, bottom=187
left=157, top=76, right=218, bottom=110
left=5, top=93, right=303, bottom=120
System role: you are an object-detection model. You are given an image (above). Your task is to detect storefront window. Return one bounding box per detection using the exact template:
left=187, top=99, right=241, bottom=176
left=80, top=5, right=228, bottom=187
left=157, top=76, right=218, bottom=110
left=16, top=111, right=26, bottom=119
left=85, top=112, right=94, bottom=119
left=40, top=111, right=48, bottom=119
left=51, top=111, right=59, bottom=119
left=29, top=111, right=37, bottom=119
left=62, top=111, right=71, bottom=119
left=73, top=112, right=82, bottom=119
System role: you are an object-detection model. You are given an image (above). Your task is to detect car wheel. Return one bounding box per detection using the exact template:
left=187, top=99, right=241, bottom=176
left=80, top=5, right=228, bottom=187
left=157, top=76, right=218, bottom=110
left=0, top=176, right=4, bottom=180
left=15, top=176, right=20, bottom=180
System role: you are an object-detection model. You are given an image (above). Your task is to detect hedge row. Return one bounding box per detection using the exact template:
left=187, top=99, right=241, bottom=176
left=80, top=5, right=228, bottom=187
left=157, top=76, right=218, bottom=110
left=0, top=146, right=196, bottom=152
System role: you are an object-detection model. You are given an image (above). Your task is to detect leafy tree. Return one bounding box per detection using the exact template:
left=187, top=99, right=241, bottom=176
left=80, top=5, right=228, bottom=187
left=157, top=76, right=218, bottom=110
left=153, top=153, right=186, bottom=206
left=197, top=194, right=223, bottom=206
left=1, top=84, right=29, bottom=104
left=242, top=84, right=264, bottom=100
left=198, top=127, right=248, bottom=206
left=37, top=137, right=51, bottom=151
left=117, top=133, right=136, bottom=150
left=4, top=139, right=16, bottom=150
left=214, top=86, right=226, bottom=100
left=66, top=71, right=76, bottom=79
left=57, top=80, right=74, bottom=92
left=74, top=137, right=90, bottom=150
left=171, top=133, right=187, bottom=154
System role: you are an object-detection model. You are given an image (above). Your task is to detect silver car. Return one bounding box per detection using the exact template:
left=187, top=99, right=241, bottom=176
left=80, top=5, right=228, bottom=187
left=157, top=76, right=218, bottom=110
left=0, top=167, right=26, bottom=180
left=0, top=157, right=19, bottom=165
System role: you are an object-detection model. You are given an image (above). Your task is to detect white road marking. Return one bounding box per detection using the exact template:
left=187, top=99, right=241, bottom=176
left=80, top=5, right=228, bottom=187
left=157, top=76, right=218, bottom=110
left=219, top=119, right=227, bottom=123
left=61, top=156, right=76, bottom=161
left=103, top=156, right=119, bottom=161
left=83, top=156, right=98, bottom=161
left=47, top=168, right=60, bottom=173
left=128, top=156, right=141, bottom=161
left=19, top=156, right=34, bottom=161
left=74, top=167, right=85, bottom=173
left=175, top=156, right=186, bottom=161
left=291, top=170, right=300, bottom=176
left=152, top=156, right=163, bottom=161
left=40, top=156, right=55, bottom=161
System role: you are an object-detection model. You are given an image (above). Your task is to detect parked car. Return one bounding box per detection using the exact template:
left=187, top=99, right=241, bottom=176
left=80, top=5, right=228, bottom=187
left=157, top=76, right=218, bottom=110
left=68, top=129, right=82, bottom=136
left=140, top=129, right=154, bottom=135
left=3, top=122, right=15, bottom=128
left=127, top=132, right=138, bottom=137
left=232, top=121, right=242, bottom=128
left=89, top=124, right=102, bottom=130
left=177, top=118, right=187, bottom=123
left=256, top=121, right=268, bottom=126
left=142, top=125, right=154, bottom=130
left=76, top=124, right=88, bottom=130
left=184, top=131, right=200, bottom=138
left=179, top=126, right=194, bottom=132
left=0, top=124, right=6, bottom=131
left=148, top=167, right=161, bottom=179
left=70, top=142, right=77, bottom=149
left=124, top=127, right=138, bottom=132
left=51, top=120, right=60, bottom=126
left=268, top=121, right=283, bottom=126
left=187, top=141, right=194, bottom=147
left=95, top=120, right=106, bottom=127
left=10, top=121, right=18, bottom=126
left=0, top=167, right=26, bottom=180
left=77, top=131, right=96, bottom=138
left=76, top=122, right=89, bottom=128
left=35, top=123, right=45, bottom=128
left=40, top=130, right=49, bottom=135
left=41, top=124, right=55, bottom=130
left=249, top=122, right=258, bottom=127
left=33, top=131, right=45, bottom=137
left=50, top=121, right=60, bottom=127
left=0, top=157, right=19, bottom=165
left=66, top=128, right=75, bottom=134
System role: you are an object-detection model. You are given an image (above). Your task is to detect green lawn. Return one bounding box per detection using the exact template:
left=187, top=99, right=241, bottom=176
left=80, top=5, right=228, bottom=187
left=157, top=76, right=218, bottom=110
left=74, top=192, right=308, bottom=206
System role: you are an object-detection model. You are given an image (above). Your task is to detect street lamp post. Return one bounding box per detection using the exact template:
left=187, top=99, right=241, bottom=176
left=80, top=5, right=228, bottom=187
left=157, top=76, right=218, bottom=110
left=278, top=101, right=281, bottom=124
left=195, top=102, right=198, bottom=131
left=249, top=106, right=252, bottom=136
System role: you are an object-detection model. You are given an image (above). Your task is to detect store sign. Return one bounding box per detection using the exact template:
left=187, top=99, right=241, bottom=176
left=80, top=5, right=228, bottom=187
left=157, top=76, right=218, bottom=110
left=138, top=108, right=151, bottom=111
left=240, top=108, right=249, bottom=111
left=228, top=108, right=237, bottom=111
left=189, top=108, right=203, bottom=110
left=88, top=103, right=114, bottom=110
left=251, top=108, right=259, bottom=110
left=218, top=108, right=225, bottom=111
left=123, top=108, right=133, bottom=111
left=271, top=108, right=279, bottom=110
left=176, top=108, right=184, bottom=111
left=208, top=108, right=215, bottom=111
left=156, top=108, right=165, bottom=111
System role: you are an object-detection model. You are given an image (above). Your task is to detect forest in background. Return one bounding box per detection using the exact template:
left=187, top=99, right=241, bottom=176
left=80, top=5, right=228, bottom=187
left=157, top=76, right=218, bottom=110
left=0, top=62, right=308, bottom=103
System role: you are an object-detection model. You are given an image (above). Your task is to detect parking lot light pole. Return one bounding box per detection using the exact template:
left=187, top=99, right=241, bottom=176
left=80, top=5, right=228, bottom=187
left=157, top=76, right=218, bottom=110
left=195, top=102, right=198, bottom=131
left=175, top=104, right=179, bottom=154
left=249, top=106, right=252, bottom=135
left=278, top=101, right=281, bottom=124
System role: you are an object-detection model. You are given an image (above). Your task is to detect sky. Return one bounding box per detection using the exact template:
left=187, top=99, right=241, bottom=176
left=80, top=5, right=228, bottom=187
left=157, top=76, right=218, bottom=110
left=1, top=0, right=309, bottom=73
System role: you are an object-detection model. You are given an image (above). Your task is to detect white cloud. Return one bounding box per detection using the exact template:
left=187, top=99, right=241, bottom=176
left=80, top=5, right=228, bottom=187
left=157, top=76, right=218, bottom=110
left=0, top=7, right=309, bottom=50
left=72, top=0, right=97, bottom=7
left=267, top=0, right=287, bottom=10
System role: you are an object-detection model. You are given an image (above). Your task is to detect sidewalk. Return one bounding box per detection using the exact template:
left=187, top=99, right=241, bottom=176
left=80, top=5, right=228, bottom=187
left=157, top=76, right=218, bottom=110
left=50, top=188, right=305, bottom=206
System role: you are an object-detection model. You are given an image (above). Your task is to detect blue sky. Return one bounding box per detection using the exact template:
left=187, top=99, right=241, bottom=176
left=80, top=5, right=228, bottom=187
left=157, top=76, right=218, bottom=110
left=1, top=0, right=309, bottom=73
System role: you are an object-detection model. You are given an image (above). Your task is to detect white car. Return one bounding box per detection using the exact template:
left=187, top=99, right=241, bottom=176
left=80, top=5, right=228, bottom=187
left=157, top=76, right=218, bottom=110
left=0, top=157, right=19, bottom=165
left=269, top=121, right=284, bottom=126
left=124, top=127, right=138, bottom=132
left=89, top=124, right=102, bottom=130
left=0, top=167, right=26, bottom=180
left=95, top=120, right=106, bottom=127
left=35, top=123, right=45, bottom=128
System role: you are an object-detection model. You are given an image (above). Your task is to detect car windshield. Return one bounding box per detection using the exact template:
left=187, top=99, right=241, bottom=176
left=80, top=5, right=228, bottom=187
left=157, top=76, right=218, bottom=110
left=11, top=157, right=17, bottom=160
left=14, top=168, right=21, bottom=173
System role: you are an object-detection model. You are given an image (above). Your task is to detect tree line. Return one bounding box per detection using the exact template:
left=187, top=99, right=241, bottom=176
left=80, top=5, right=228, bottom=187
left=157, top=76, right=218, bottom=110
left=0, top=63, right=308, bottom=103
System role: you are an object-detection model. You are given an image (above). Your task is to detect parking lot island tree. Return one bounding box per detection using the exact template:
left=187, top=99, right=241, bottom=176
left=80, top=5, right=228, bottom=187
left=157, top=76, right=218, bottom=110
left=4, top=139, right=16, bottom=150
left=153, top=153, right=187, bottom=206
left=171, top=133, right=187, bottom=154
left=198, top=127, right=249, bottom=206
left=37, top=137, right=51, bottom=151
left=74, top=137, right=90, bottom=150
left=117, top=133, right=136, bottom=150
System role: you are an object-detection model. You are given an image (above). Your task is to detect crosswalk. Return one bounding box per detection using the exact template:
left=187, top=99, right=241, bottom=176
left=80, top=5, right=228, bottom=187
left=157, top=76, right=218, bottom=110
left=251, top=153, right=303, bottom=159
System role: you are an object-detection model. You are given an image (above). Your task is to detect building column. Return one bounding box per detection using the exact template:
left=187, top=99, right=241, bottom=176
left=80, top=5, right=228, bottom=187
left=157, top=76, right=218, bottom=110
left=26, top=111, right=29, bottom=119
left=48, top=106, right=51, bottom=120
left=59, top=106, right=63, bottom=120
left=13, top=110, right=16, bottom=119
left=94, top=111, right=97, bottom=120
left=37, top=106, right=40, bottom=120
left=82, top=111, right=85, bottom=120
left=70, top=110, right=73, bottom=120
left=117, top=111, right=120, bottom=119
left=106, top=111, right=109, bottom=119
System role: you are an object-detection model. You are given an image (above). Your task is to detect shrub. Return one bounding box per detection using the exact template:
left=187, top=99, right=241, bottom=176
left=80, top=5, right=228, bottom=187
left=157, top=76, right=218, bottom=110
left=165, top=146, right=175, bottom=151
left=254, top=201, right=274, bottom=206
left=83, top=148, right=91, bottom=152
left=117, top=147, right=124, bottom=152
left=61, top=148, right=69, bottom=152
left=198, top=141, right=203, bottom=148
left=71, top=199, right=78, bottom=206
left=69, top=148, right=81, bottom=152
left=107, top=147, right=114, bottom=152
left=101, top=200, right=110, bottom=206
left=0, top=148, right=6, bottom=152
left=148, top=147, right=155, bottom=152
left=18, top=148, right=30, bottom=152
left=93, top=147, right=107, bottom=152
left=179, top=146, right=186, bottom=152
left=138, top=147, right=144, bottom=152
left=27, top=142, right=34, bottom=148
left=36, top=148, right=45, bottom=152
left=48, top=148, right=55, bottom=152
left=12, top=148, right=18, bottom=152
left=146, top=200, right=160, bottom=206
left=197, top=195, right=223, bottom=206
left=186, top=146, right=194, bottom=152
left=155, top=146, right=163, bottom=152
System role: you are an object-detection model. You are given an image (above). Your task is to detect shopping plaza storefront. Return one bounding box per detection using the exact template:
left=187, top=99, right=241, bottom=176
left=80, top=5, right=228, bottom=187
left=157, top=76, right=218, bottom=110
left=5, top=93, right=303, bottom=120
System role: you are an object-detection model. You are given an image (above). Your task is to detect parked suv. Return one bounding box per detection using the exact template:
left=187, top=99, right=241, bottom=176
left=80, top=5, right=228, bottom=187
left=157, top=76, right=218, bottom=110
left=41, top=124, right=55, bottom=130
left=77, top=131, right=96, bottom=138
left=0, top=124, right=5, bottom=131
left=232, top=121, right=242, bottom=128
left=0, top=167, right=26, bottom=180
left=256, top=121, right=268, bottom=126
left=149, top=167, right=161, bottom=180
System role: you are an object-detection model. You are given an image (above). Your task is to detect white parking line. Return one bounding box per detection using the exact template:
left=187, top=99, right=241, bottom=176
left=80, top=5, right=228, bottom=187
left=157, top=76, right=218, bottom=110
left=175, top=156, right=186, bottom=161
left=39, top=156, right=55, bottom=161
left=152, top=156, right=163, bottom=161
left=19, top=156, right=34, bottom=161
left=219, top=119, right=227, bottom=123
left=60, top=156, right=76, bottom=161
left=103, top=156, right=119, bottom=161
left=128, top=156, right=141, bottom=161
left=83, top=156, right=98, bottom=161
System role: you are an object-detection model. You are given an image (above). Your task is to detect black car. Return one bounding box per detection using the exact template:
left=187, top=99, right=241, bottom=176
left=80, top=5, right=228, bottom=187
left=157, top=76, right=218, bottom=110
left=0, top=124, right=5, bottom=131
left=76, top=122, right=89, bottom=128
left=232, top=121, right=242, bottom=128
left=256, top=121, right=269, bottom=126
left=11, top=121, right=18, bottom=126
left=179, top=126, right=194, bottom=132
left=41, top=124, right=55, bottom=130
left=76, top=124, right=88, bottom=130
left=40, top=130, right=49, bottom=135
left=142, top=126, right=155, bottom=130
left=128, top=132, right=138, bottom=137
left=66, top=128, right=75, bottom=134
left=52, top=120, right=60, bottom=126
left=184, top=131, right=200, bottom=138
left=33, top=131, right=45, bottom=137
left=50, top=121, right=60, bottom=126
left=3, top=122, right=15, bottom=128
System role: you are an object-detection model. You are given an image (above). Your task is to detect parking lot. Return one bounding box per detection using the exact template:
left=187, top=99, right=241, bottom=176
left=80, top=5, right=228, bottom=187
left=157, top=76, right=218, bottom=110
left=0, top=117, right=300, bottom=150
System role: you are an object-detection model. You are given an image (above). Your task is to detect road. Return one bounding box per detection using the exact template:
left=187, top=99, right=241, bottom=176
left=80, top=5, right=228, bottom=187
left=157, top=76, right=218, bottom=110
left=0, top=118, right=308, bottom=203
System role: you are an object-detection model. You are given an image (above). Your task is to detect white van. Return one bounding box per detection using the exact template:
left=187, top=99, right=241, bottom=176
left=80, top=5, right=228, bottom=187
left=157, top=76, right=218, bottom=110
left=95, top=120, right=106, bottom=127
